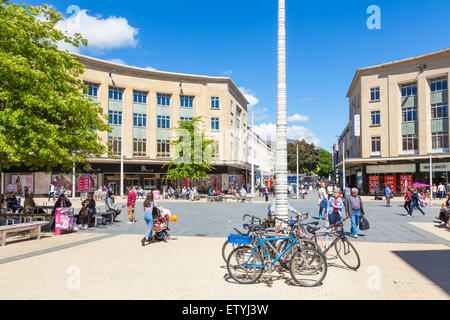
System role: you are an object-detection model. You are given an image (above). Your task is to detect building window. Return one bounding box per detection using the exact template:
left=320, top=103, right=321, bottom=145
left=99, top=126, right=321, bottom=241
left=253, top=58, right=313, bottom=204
left=157, top=139, right=170, bottom=158
left=370, top=87, right=380, bottom=101
left=211, top=97, right=220, bottom=109
left=402, top=106, right=418, bottom=122
left=133, top=91, right=147, bottom=104
left=431, top=102, right=448, bottom=119
left=133, top=138, right=146, bottom=156
left=211, top=118, right=220, bottom=131
left=236, top=108, right=241, bottom=128
left=157, top=115, right=170, bottom=128
left=430, top=77, right=448, bottom=92
left=84, top=82, right=98, bottom=97
left=109, top=87, right=123, bottom=101
left=401, top=83, right=417, bottom=97
left=108, top=136, right=121, bottom=156
left=108, top=110, right=122, bottom=125
left=180, top=117, right=193, bottom=122
left=371, top=111, right=380, bottom=125
left=157, top=93, right=171, bottom=106
left=371, top=137, right=381, bottom=154
left=230, top=100, right=233, bottom=114
left=402, top=134, right=418, bottom=151
left=133, top=113, right=147, bottom=128
left=180, top=95, right=194, bottom=108
left=432, top=132, right=449, bottom=149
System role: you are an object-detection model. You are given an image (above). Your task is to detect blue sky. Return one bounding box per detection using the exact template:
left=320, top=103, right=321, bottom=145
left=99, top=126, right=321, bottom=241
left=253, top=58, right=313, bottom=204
left=29, top=0, right=450, bottom=150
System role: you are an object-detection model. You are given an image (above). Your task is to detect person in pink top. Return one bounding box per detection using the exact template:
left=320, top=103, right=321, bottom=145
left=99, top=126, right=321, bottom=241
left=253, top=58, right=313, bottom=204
left=127, top=186, right=137, bottom=224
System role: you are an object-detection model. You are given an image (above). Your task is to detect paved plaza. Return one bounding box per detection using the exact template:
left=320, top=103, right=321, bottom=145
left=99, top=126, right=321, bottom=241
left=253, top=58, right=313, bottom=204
left=1, top=192, right=449, bottom=300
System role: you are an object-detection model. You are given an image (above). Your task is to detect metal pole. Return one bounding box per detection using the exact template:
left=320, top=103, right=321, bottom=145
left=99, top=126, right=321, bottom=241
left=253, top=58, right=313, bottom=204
left=430, top=154, right=432, bottom=206
left=72, top=161, right=76, bottom=200
left=296, top=142, right=299, bottom=199
left=120, top=128, right=124, bottom=198
left=342, top=140, right=346, bottom=191
left=251, top=111, right=255, bottom=195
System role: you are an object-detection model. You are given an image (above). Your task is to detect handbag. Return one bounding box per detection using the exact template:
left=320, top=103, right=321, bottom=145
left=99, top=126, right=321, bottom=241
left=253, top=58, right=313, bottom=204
left=359, top=215, right=370, bottom=231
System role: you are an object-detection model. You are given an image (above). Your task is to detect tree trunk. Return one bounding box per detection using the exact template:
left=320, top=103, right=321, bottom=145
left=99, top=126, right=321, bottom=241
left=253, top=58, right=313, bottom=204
left=276, top=0, right=288, bottom=221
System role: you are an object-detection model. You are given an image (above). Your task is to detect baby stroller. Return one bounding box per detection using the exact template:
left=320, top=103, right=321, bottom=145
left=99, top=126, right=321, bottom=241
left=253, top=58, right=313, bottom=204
left=151, top=207, right=172, bottom=242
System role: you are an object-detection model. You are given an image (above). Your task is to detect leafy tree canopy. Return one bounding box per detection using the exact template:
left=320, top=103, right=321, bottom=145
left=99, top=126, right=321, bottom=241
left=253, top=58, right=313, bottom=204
left=163, top=117, right=216, bottom=182
left=287, top=140, right=319, bottom=175
left=0, top=0, right=110, bottom=171
left=316, top=148, right=333, bottom=176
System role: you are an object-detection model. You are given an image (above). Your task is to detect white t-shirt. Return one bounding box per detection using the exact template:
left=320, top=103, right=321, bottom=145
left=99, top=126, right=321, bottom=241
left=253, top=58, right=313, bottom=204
left=438, top=185, right=446, bottom=192
left=49, top=184, right=55, bottom=193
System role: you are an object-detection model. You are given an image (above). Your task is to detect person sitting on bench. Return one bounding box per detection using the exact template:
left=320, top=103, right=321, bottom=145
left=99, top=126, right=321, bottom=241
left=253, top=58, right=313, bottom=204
left=80, top=193, right=96, bottom=227
left=24, top=193, right=45, bottom=214
left=106, top=192, right=121, bottom=222
left=437, top=192, right=450, bottom=227
left=6, top=193, right=23, bottom=213
left=50, top=194, right=72, bottom=231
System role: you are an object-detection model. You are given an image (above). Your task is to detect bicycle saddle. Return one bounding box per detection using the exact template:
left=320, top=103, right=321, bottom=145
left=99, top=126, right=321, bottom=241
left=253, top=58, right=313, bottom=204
left=306, top=226, right=320, bottom=234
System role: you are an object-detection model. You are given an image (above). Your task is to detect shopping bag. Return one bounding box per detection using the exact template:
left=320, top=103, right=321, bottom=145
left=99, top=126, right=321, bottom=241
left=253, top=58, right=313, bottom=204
left=359, top=215, right=370, bottom=231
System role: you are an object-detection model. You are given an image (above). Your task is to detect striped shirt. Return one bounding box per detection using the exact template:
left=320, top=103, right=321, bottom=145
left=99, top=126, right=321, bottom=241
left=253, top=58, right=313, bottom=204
left=127, top=190, right=136, bottom=207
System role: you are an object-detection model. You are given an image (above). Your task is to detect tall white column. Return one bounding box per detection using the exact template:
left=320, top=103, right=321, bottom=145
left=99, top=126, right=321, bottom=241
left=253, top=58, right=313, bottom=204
left=120, top=120, right=124, bottom=198
left=275, top=0, right=288, bottom=221
left=296, top=142, right=299, bottom=199
left=251, top=111, right=255, bottom=195
left=72, top=161, right=76, bottom=200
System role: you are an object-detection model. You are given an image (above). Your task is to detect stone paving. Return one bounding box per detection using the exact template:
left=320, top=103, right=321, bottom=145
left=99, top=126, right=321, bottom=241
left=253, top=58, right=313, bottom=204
left=79, top=192, right=450, bottom=247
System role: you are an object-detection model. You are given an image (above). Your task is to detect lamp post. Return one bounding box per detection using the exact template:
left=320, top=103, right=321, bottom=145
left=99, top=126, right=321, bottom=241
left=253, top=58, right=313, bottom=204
left=296, top=141, right=299, bottom=199
left=275, top=0, right=288, bottom=221
left=342, top=139, right=346, bottom=191
left=429, top=153, right=433, bottom=206
left=251, top=111, right=255, bottom=195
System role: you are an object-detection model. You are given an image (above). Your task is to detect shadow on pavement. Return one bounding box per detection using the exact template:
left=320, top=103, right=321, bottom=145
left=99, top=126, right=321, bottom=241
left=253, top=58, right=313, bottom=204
left=392, top=249, right=450, bottom=295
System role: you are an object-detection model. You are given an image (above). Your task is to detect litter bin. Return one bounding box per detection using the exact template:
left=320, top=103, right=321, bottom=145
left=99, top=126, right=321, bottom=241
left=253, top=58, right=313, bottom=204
left=55, top=208, right=75, bottom=236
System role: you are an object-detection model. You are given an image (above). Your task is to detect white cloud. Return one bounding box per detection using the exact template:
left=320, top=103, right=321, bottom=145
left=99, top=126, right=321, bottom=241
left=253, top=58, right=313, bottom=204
left=252, top=123, right=321, bottom=146
left=249, top=107, right=269, bottom=122
left=239, top=87, right=259, bottom=108
left=287, top=113, right=309, bottom=122
left=106, top=58, right=126, bottom=65
left=55, top=7, right=139, bottom=53
left=222, top=70, right=233, bottom=76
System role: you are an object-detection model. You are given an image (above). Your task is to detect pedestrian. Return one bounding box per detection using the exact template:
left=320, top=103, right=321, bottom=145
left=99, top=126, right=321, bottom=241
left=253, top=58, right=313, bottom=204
left=48, top=183, right=55, bottom=202
left=264, top=186, right=269, bottom=202
left=403, top=187, right=412, bottom=215
left=345, top=188, right=366, bottom=238
left=326, top=183, right=333, bottom=199
left=385, top=185, right=392, bottom=207
left=239, top=186, right=247, bottom=202
left=374, top=183, right=380, bottom=200
left=317, top=182, right=328, bottom=220
left=409, top=187, right=426, bottom=216
left=432, top=184, right=437, bottom=200
left=438, top=183, right=446, bottom=199
left=327, top=190, right=344, bottom=230
left=437, top=192, right=450, bottom=226
left=127, top=186, right=137, bottom=224
left=141, top=191, right=159, bottom=246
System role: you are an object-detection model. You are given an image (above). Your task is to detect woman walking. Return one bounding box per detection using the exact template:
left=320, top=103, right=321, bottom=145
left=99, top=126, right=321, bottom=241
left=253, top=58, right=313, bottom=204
left=327, top=190, right=344, bottom=229
left=317, top=182, right=328, bottom=220
left=409, top=187, right=426, bottom=216
left=141, top=192, right=159, bottom=246
left=403, top=187, right=412, bottom=215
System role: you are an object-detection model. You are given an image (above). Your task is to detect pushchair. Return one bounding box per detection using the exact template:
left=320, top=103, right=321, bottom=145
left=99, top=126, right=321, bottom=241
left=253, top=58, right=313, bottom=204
left=151, top=207, right=172, bottom=242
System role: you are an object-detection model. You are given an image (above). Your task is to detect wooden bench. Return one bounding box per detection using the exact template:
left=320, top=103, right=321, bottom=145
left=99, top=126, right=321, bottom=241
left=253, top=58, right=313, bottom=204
left=91, top=207, right=115, bottom=227
left=0, top=221, right=49, bottom=246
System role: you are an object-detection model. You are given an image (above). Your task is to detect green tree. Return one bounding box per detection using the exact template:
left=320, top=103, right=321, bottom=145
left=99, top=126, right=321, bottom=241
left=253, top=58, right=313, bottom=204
left=287, top=140, right=319, bottom=175
left=317, top=149, right=332, bottom=176
left=0, top=1, right=110, bottom=172
left=163, top=117, right=216, bottom=183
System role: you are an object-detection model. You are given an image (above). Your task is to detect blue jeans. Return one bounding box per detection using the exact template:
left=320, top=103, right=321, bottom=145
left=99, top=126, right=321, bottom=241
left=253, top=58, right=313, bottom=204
left=432, top=192, right=436, bottom=199
left=318, top=206, right=325, bottom=219
left=440, top=191, right=445, bottom=199
left=144, top=212, right=154, bottom=239
left=48, top=192, right=55, bottom=201
left=409, top=200, right=425, bottom=216
left=350, top=210, right=360, bottom=236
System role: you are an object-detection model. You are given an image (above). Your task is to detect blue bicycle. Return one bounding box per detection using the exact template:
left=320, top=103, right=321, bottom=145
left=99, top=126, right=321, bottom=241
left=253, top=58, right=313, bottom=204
left=226, top=224, right=327, bottom=287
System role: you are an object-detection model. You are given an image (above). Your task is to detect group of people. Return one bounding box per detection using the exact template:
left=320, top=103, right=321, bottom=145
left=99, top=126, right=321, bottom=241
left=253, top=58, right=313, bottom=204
left=431, top=183, right=448, bottom=200
left=167, top=186, right=199, bottom=200
left=317, top=182, right=366, bottom=238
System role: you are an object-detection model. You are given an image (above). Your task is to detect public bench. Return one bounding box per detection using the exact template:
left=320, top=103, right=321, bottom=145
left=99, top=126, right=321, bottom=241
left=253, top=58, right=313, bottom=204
left=92, top=206, right=114, bottom=227
left=0, top=221, right=49, bottom=246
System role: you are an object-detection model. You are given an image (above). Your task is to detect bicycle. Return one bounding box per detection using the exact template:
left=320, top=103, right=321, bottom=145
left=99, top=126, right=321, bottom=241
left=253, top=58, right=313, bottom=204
left=226, top=224, right=327, bottom=287
left=305, top=216, right=361, bottom=270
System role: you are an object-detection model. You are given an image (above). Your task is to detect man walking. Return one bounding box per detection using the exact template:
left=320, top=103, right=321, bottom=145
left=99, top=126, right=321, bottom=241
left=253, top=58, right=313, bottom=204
left=48, top=183, right=55, bottom=202
left=127, top=186, right=137, bottom=224
left=374, top=183, right=380, bottom=200
left=345, top=188, right=366, bottom=238
left=385, top=185, right=392, bottom=207
left=438, top=183, right=446, bottom=199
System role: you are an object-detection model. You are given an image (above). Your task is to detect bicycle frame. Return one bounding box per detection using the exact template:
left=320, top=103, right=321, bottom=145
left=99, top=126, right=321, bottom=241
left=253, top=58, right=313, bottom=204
left=244, top=234, right=297, bottom=268
left=313, top=222, right=347, bottom=255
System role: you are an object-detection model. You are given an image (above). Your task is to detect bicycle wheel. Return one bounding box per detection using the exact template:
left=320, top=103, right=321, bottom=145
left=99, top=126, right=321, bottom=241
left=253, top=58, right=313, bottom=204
left=335, top=238, right=360, bottom=270
left=226, top=246, right=264, bottom=284
left=222, top=240, right=238, bottom=263
left=289, top=247, right=327, bottom=287
left=277, top=238, right=320, bottom=268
